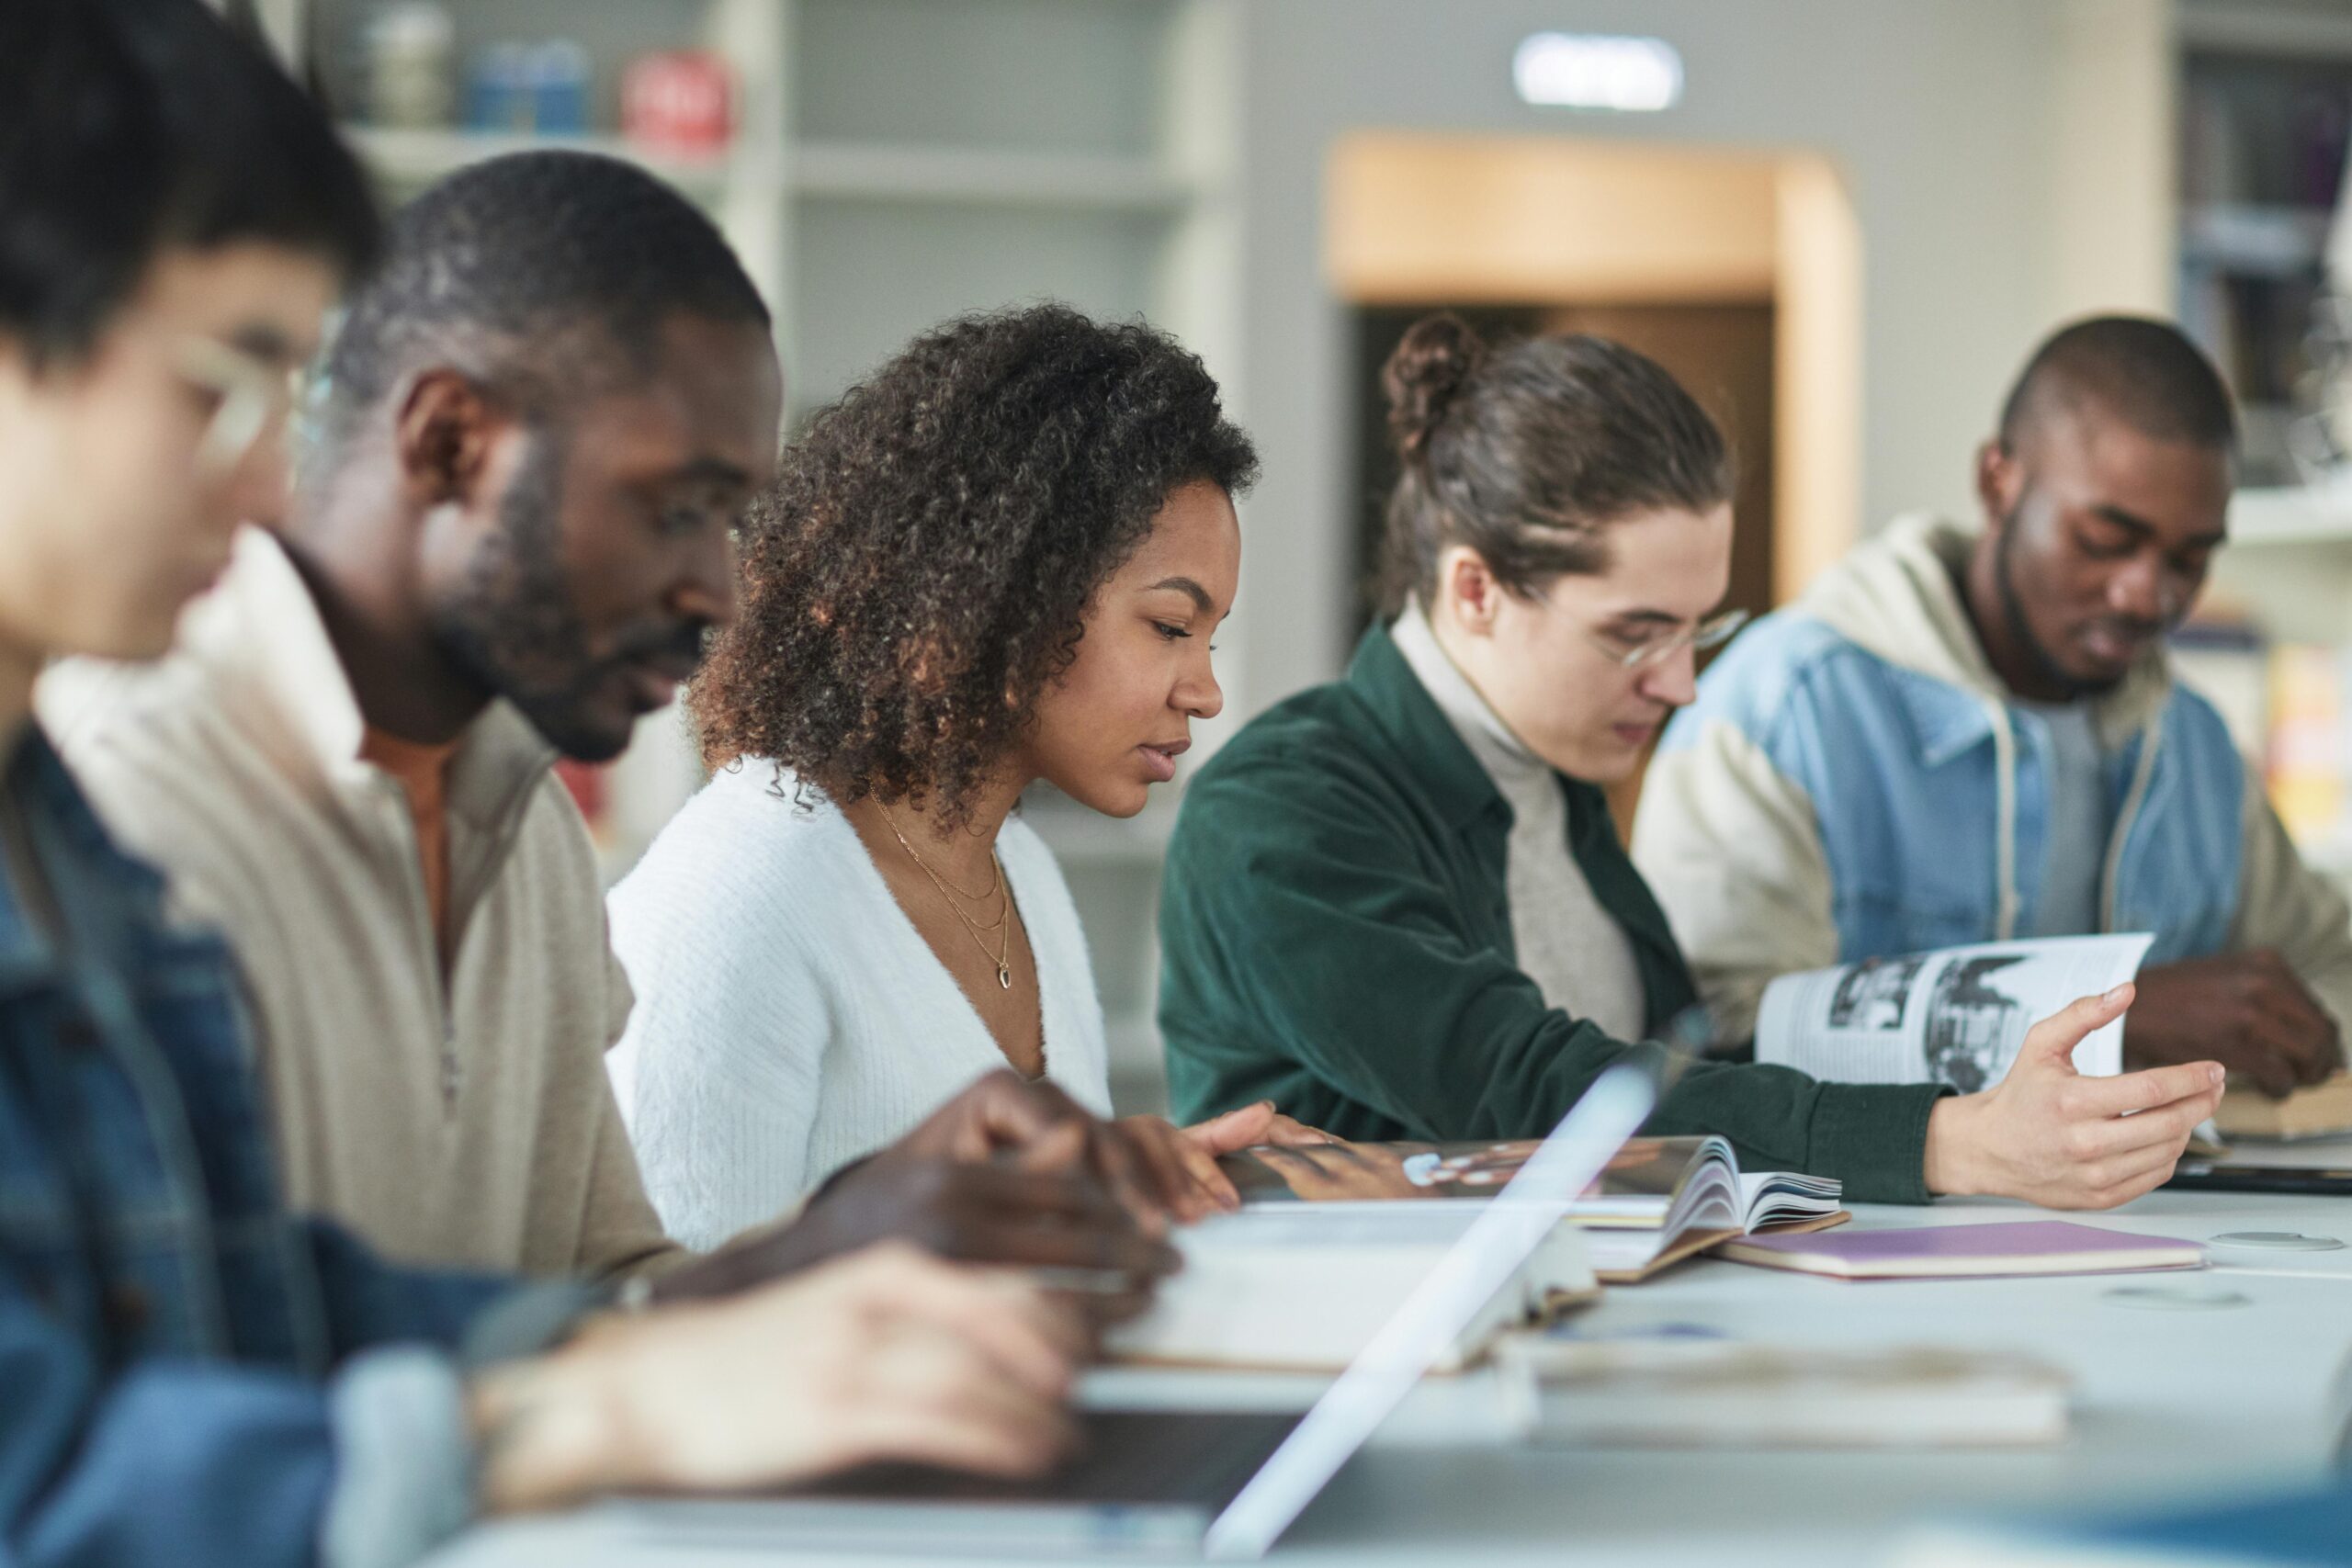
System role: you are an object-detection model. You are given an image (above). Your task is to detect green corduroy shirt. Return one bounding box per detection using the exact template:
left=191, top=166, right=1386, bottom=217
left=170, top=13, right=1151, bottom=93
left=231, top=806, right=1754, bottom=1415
left=1158, top=620, right=1946, bottom=1204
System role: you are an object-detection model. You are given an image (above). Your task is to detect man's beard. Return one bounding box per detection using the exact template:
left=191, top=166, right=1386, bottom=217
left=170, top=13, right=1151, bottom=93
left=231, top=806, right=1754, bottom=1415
left=429, top=431, right=707, bottom=762
left=1993, top=511, right=2120, bottom=701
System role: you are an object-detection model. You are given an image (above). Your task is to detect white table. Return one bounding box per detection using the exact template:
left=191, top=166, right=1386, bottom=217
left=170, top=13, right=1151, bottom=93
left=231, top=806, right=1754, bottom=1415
left=425, top=1189, right=2352, bottom=1567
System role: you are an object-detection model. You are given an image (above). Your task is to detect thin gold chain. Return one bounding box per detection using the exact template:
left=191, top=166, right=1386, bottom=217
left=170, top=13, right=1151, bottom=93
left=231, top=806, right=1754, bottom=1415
left=877, top=803, right=1002, bottom=900
left=878, top=804, right=1018, bottom=989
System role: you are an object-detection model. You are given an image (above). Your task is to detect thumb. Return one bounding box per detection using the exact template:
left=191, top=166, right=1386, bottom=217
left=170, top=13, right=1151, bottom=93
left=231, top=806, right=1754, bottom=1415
left=2018, top=983, right=2134, bottom=1076
left=1005, top=1116, right=1091, bottom=1175
left=963, top=1071, right=1090, bottom=1156
left=1181, top=1100, right=1277, bottom=1156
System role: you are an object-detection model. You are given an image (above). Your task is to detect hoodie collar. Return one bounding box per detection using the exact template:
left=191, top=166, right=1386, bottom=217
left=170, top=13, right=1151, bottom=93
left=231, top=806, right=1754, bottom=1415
left=1800, top=513, right=2174, bottom=761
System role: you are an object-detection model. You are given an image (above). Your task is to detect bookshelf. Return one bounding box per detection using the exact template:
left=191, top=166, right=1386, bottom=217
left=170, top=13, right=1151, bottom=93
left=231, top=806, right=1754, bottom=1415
left=2177, top=6, right=2352, bottom=489
left=269, top=0, right=1240, bottom=1111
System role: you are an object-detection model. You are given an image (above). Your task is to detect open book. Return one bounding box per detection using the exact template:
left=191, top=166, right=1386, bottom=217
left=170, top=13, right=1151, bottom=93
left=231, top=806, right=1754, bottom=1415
left=1754, top=933, right=2153, bottom=1089
left=1218, top=1134, right=1845, bottom=1282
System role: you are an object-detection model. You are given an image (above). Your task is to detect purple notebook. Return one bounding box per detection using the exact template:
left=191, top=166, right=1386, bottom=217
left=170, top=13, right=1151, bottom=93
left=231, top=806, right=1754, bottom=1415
left=1715, top=1221, right=2204, bottom=1280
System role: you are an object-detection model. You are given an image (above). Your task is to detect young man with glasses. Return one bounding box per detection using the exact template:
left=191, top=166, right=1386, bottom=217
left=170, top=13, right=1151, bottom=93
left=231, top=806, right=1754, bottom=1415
left=0, top=6, right=1156, bottom=1565
left=1635, top=316, right=2352, bottom=1101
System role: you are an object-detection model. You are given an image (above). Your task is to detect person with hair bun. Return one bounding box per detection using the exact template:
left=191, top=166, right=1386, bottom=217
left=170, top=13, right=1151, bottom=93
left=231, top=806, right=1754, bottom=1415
left=606, top=303, right=1329, bottom=1252
left=1159, top=313, right=2225, bottom=1210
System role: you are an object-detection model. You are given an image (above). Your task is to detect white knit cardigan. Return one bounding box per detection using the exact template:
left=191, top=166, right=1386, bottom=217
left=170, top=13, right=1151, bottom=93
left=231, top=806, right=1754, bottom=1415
left=605, top=761, right=1112, bottom=1250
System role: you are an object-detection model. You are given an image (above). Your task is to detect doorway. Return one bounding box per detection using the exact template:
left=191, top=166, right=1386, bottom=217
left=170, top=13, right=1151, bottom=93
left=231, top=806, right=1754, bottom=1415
left=1328, top=134, right=1860, bottom=835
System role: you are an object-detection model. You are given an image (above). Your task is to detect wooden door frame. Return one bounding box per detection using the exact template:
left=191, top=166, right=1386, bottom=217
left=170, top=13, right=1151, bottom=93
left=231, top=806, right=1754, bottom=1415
left=1325, top=133, right=1862, bottom=604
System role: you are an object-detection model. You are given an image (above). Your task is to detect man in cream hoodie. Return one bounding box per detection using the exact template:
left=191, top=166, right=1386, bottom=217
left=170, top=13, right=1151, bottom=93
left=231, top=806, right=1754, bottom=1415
left=1634, top=316, right=2351, bottom=1097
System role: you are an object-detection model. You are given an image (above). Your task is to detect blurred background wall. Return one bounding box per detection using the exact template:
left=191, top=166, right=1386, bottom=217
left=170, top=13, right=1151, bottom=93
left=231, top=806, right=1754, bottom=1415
left=236, top=0, right=2352, bottom=1111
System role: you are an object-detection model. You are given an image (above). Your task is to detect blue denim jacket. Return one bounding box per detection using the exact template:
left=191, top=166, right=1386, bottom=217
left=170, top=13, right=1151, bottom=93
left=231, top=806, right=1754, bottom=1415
left=1633, top=516, right=2301, bottom=1042
left=0, top=728, right=551, bottom=1568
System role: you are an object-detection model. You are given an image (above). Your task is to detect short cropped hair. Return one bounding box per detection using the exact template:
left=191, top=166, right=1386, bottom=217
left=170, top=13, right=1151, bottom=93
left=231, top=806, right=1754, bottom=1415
left=0, top=0, right=379, bottom=366
left=691, top=303, right=1258, bottom=829
left=317, top=151, right=769, bottom=451
left=1997, top=316, right=2236, bottom=454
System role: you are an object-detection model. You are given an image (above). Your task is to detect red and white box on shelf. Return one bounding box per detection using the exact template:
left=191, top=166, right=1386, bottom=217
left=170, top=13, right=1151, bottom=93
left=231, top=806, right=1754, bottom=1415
left=621, top=51, right=733, bottom=156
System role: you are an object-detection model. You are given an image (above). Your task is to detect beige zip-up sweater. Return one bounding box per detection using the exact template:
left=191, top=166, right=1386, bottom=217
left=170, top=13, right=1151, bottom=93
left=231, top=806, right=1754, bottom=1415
left=40, top=527, right=682, bottom=1278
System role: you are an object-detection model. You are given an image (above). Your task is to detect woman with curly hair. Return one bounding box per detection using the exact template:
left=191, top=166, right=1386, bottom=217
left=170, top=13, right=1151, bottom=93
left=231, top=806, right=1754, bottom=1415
left=605, top=303, right=1319, bottom=1250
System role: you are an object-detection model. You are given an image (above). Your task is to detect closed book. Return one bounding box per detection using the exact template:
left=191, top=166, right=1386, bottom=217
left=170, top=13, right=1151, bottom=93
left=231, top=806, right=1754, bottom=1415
left=1717, top=1221, right=2203, bottom=1280
left=1102, top=1205, right=1595, bottom=1372
left=1497, top=1338, right=2073, bottom=1450
left=2215, top=1072, right=2352, bottom=1141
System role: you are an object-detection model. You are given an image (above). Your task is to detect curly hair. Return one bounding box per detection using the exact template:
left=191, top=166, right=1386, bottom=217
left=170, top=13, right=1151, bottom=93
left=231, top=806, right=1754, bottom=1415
left=691, top=302, right=1258, bottom=828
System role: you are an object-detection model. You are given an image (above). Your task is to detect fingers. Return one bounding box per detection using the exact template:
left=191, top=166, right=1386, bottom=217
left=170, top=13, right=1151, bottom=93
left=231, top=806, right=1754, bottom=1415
left=1260, top=1113, right=1340, bottom=1147
left=945, top=1166, right=1183, bottom=1277
left=839, top=1323, right=1076, bottom=1479
left=2062, top=1144, right=2188, bottom=1211
left=1168, top=1122, right=1242, bottom=1213
left=2070, top=1084, right=2216, bottom=1161
left=1182, top=1101, right=1276, bottom=1156
left=843, top=1248, right=1081, bottom=1401
left=2019, top=984, right=2134, bottom=1071
left=1065, top=1120, right=1176, bottom=1238
left=1116, top=1118, right=1216, bottom=1223
left=2066, top=1058, right=2224, bottom=1119
left=957, top=1071, right=1094, bottom=1158
left=2250, top=981, right=2339, bottom=1090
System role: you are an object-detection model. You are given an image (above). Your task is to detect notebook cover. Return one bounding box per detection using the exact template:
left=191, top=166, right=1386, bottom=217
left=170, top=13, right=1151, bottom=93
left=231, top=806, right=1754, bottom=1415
left=1717, top=1220, right=2201, bottom=1279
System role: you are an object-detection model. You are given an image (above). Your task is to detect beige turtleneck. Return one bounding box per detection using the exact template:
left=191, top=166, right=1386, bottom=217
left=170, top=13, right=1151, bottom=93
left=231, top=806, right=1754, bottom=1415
left=1391, top=601, right=1646, bottom=1042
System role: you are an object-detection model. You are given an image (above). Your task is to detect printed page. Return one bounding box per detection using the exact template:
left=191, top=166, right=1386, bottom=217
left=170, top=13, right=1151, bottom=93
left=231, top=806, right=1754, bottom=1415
left=1753, top=933, right=2154, bottom=1090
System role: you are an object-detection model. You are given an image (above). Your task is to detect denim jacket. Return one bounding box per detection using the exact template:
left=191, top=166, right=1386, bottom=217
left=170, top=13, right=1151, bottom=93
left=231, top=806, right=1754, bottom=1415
left=0, top=727, right=573, bottom=1568
left=1634, top=515, right=2352, bottom=1044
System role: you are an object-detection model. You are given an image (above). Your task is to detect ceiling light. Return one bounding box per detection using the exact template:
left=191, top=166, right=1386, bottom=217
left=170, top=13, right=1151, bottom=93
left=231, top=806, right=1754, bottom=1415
left=1513, top=32, right=1683, bottom=112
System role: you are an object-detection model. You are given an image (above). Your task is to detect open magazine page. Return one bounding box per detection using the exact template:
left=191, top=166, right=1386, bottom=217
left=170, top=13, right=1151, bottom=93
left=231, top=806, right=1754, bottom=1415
left=1753, top=933, right=2154, bottom=1091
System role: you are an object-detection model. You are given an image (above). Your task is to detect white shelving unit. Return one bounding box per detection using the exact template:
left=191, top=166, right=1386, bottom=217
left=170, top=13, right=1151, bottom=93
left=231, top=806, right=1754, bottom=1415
left=2215, top=484, right=2352, bottom=640
left=282, top=0, right=1241, bottom=1111
left=2210, top=485, right=2352, bottom=895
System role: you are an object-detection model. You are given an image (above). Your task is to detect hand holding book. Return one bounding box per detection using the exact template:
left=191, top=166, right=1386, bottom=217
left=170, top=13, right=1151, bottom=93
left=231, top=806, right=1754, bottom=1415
left=1922, top=983, right=2227, bottom=1208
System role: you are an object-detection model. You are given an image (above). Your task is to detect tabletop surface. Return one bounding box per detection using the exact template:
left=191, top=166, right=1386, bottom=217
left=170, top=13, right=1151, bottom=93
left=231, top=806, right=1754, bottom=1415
left=425, top=1174, right=2352, bottom=1568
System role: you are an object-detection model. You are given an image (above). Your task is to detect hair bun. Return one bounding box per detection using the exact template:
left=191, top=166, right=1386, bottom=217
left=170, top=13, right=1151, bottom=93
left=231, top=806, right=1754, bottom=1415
left=1382, top=311, right=1485, bottom=462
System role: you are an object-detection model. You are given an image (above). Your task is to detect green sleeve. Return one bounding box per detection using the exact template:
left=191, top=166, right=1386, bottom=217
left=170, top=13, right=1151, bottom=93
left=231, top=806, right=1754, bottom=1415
left=1160, top=746, right=1942, bottom=1203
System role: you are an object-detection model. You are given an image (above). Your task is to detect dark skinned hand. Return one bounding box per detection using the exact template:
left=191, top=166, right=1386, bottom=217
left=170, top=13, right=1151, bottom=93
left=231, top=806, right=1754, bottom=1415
left=2125, top=951, right=2342, bottom=1099
left=649, top=1072, right=1182, bottom=1321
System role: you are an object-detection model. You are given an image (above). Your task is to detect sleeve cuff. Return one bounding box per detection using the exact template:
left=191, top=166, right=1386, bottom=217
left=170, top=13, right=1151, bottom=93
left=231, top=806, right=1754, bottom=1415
left=321, top=1348, right=476, bottom=1568
left=1807, top=1081, right=1950, bottom=1204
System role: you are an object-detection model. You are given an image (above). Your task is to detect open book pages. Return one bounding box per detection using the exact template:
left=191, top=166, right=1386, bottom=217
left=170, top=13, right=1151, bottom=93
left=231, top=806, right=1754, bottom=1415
left=1219, top=1134, right=1845, bottom=1283
left=2215, top=1072, right=2352, bottom=1141
left=1101, top=1206, right=1595, bottom=1373
left=1754, top=933, right=2154, bottom=1091
left=1493, top=1336, right=2073, bottom=1450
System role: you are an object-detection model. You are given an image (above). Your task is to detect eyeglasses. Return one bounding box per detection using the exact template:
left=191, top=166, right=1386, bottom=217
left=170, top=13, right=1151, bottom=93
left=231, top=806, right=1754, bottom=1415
left=173, top=337, right=307, bottom=481
left=1585, top=605, right=1750, bottom=671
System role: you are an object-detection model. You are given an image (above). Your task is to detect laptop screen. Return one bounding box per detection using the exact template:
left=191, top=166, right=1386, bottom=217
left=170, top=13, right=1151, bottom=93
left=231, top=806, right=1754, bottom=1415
left=1200, top=1063, right=1659, bottom=1560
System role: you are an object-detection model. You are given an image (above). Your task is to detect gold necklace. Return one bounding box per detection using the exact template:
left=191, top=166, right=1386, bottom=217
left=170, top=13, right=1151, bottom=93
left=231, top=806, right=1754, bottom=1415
left=877, top=803, right=1001, bottom=900
left=879, top=804, right=1017, bottom=989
